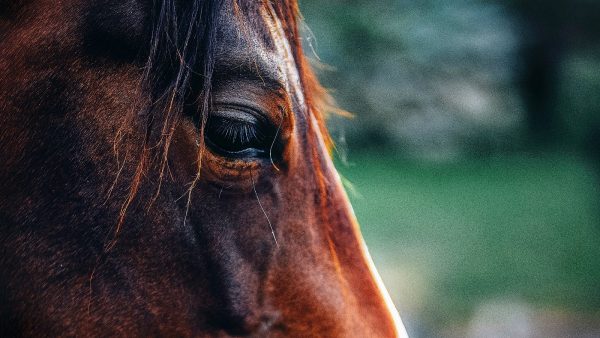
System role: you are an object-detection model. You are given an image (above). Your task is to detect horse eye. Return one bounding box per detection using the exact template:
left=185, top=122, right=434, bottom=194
left=205, top=109, right=274, bottom=158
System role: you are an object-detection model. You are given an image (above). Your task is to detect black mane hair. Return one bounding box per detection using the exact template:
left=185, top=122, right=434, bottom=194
left=112, top=0, right=223, bottom=242
left=141, top=0, right=221, bottom=158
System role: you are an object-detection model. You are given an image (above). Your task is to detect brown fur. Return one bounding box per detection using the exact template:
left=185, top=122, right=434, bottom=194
left=0, top=1, right=405, bottom=336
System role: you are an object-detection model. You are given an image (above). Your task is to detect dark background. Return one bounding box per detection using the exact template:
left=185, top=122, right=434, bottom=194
left=299, top=0, right=600, bottom=336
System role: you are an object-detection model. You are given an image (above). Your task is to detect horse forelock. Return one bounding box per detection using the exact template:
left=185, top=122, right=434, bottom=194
left=109, top=0, right=335, bottom=241
left=136, top=0, right=333, bottom=153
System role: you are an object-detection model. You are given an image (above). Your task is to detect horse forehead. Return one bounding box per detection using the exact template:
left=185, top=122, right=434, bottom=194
left=215, top=2, right=306, bottom=108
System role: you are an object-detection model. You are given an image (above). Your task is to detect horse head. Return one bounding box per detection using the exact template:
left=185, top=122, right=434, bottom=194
left=0, top=1, right=407, bottom=336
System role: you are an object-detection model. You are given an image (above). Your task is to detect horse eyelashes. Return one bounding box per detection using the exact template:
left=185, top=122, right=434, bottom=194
left=205, top=114, right=273, bottom=157
left=214, top=119, right=264, bottom=145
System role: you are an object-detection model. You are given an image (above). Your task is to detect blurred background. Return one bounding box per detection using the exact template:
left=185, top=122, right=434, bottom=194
left=298, top=0, right=600, bottom=337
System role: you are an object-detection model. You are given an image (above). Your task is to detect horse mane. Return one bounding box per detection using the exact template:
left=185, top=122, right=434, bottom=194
left=268, top=0, right=336, bottom=150
left=109, top=0, right=335, bottom=247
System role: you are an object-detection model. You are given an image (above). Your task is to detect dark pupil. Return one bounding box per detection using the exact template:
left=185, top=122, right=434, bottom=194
left=206, top=115, right=268, bottom=154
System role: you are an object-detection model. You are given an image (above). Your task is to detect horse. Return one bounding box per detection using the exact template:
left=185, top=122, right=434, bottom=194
left=0, top=0, right=408, bottom=336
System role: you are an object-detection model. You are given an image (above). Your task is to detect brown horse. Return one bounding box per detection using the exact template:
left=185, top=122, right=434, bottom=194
left=0, top=0, right=407, bottom=336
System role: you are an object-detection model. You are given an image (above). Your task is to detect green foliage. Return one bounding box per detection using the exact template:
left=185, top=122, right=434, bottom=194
left=558, top=51, right=600, bottom=144
left=300, top=0, right=523, bottom=157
